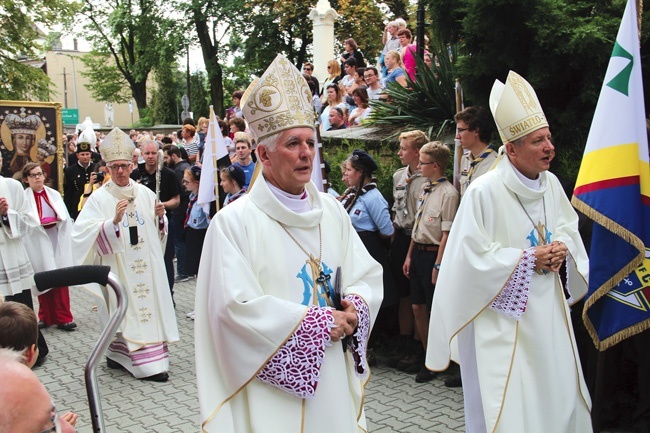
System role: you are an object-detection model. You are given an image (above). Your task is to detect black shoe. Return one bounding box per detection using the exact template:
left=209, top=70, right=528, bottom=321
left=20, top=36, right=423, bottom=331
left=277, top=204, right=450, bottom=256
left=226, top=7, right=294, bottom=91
left=415, top=365, right=437, bottom=383
left=34, top=354, right=47, bottom=368
left=444, top=374, right=462, bottom=388
left=106, top=358, right=125, bottom=370
left=142, top=372, right=169, bottom=382
left=397, top=350, right=424, bottom=372
left=366, top=349, right=377, bottom=367
left=57, top=322, right=77, bottom=331
left=38, top=321, right=48, bottom=329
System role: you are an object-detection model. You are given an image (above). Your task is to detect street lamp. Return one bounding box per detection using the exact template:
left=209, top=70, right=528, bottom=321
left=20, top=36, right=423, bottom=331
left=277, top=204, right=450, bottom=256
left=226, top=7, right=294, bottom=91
left=56, top=52, right=79, bottom=111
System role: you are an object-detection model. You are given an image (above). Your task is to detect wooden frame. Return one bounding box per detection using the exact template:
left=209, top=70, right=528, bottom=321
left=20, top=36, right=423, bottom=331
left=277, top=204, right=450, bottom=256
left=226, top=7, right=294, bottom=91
left=0, top=101, right=64, bottom=193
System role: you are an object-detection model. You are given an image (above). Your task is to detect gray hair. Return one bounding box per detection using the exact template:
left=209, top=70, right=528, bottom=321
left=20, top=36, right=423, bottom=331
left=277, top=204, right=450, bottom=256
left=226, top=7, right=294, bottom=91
left=257, top=135, right=280, bottom=152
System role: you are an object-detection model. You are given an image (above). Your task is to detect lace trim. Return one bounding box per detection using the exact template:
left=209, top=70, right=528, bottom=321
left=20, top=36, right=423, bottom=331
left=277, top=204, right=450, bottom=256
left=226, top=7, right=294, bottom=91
left=347, top=295, right=370, bottom=378
left=256, top=307, right=334, bottom=399
left=489, top=248, right=536, bottom=320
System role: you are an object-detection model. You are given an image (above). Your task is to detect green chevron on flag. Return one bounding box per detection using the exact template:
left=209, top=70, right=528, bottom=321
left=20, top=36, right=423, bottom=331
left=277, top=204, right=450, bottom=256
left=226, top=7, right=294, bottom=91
left=606, top=41, right=634, bottom=96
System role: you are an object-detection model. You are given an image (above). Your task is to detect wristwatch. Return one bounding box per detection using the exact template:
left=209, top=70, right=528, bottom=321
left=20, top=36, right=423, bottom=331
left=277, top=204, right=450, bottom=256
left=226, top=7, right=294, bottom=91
left=433, top=263, right=441, bottom=270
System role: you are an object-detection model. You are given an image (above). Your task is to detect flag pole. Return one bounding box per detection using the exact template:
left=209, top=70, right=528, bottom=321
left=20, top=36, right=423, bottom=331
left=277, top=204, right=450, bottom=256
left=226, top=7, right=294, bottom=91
left=452, top=78, right=464, bottom=190
left=209, top=106, right=221, bottom=213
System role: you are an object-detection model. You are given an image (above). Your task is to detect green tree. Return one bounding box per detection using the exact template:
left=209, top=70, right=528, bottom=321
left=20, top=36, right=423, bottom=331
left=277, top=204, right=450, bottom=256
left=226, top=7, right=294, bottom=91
left=79, top=52, right=132, bottom=104
left=425, top=0, right=649, bottom=156
left=151, top=62, right=179, bottom=125
left=334, top=0, right=386, bottom=63
left=80, top=0, right=183, bottom=111
left=190, top=71, right=210, bottom=119
left=0, top=0, right=78, bottom=100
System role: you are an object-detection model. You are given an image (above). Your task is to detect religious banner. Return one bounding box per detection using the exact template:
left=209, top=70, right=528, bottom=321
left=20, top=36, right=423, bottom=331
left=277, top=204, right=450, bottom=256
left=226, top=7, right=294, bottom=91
left=198, top=105, right=228, bottom=214
left=572, top=0, right=650, bottom=350
left=0, top=101, right=64, bottom=193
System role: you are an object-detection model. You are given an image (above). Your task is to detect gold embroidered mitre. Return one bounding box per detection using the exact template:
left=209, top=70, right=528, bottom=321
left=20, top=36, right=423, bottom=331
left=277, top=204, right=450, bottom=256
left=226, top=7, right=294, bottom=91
left=241, top=54, right=315, bottom=142
left=100, top=127, right=135, bottom=162
left=489, top=70, right=548, bottom=144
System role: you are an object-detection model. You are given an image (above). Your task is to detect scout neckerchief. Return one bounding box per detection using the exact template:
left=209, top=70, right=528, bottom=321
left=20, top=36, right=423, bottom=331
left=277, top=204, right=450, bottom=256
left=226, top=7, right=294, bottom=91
left=342, top=182, right=377, bottom=213
left=412, top=177, right=447, bottom=233
left=465, top=145, right=495, bottom=186
left=185, top=193, right=198, bottom=228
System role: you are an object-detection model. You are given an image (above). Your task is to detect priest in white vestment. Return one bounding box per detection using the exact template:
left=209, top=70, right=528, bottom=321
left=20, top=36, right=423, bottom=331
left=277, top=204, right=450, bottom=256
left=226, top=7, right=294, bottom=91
left=194, top=55, right=384, bottom=433
left=22, top=162, right=76, bottom=330
left=426, top=71, right=592, bottom=433
left=72, top=127, right=179, bottom=382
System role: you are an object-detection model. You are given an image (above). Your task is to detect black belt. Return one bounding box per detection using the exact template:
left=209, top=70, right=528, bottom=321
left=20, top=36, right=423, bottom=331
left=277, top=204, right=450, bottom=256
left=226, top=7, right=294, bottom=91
left=414, top=243, right=439, bottom=252
left=396, top=228, right=412, bottom=236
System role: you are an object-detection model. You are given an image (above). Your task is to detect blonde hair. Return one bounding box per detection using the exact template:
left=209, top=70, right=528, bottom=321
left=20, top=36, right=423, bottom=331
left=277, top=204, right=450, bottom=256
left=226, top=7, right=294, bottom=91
left=233, top=131, right=251, bottom=147
left=197, top=117, right=209, bottom=129
left=399, top=130, right=429, bottom=151
left=420, top=141, right=451, bottom=169
left=328, top=60, right=341, bottom=77
left=385, top=50, right=404, bottom=69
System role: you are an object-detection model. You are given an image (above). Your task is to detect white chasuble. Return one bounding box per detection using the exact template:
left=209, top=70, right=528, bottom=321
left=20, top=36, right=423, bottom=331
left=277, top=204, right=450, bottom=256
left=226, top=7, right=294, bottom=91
left=23, top=187, right=74, bottom=279
left=72, top=181, right=178, bottom=352
left=195, top=178, right=384, bottom=433
left=426, top=156, right=592, bottom=433
left=0, top=176, right=38, bottom=296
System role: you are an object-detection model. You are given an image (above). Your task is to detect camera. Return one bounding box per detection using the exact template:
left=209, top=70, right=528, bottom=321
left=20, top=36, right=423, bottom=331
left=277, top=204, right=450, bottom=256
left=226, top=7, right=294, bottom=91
left=95, top=172, right=105, bottom=184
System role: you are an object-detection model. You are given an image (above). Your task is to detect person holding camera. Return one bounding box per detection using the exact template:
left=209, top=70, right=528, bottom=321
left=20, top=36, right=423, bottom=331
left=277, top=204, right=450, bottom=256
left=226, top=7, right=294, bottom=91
left=78, top=161, right=110, bottom=211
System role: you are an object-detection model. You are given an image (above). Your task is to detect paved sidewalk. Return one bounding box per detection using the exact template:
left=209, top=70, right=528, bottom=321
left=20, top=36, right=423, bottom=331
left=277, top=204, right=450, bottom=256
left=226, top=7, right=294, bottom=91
left=35, top=279, right=465, bottom=432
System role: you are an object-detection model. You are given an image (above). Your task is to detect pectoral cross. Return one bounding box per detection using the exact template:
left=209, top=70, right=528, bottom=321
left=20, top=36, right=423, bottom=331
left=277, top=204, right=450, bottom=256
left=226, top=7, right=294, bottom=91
left=307, top=254, right=324, bottom=306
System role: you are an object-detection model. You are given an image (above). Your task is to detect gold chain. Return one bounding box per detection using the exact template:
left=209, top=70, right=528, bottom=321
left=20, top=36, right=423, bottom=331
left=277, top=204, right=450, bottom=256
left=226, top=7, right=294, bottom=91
left=279, top=223, right=322, bottom=263
left=279, top=223, right=326, bottom=305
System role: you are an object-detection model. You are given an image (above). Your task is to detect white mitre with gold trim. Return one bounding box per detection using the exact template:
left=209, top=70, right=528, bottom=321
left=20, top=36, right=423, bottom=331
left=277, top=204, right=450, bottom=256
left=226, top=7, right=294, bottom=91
left=100, top=127, right=135, bottom=162
left=489, top=70, right=549, bottom=144
left=241, top=54, right=315, bottom=142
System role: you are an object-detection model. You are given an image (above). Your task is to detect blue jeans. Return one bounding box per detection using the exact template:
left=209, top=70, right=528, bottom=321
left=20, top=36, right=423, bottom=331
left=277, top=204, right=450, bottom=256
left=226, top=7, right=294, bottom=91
left=170, top=214, right=187, bottom=277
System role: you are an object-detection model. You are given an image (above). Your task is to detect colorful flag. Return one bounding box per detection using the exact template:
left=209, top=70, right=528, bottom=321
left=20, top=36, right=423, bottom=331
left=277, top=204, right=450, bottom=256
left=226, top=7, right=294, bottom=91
left=198, top=106, right=228, bottom=214
left=572, top=0, right=650, bottom=350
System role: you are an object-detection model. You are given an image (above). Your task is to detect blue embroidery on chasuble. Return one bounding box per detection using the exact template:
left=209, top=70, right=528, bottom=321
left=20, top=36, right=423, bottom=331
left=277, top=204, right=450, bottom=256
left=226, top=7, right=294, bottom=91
left=296, top=262, right=334, bottom=306
left=526, top=227, right=552, bottom=247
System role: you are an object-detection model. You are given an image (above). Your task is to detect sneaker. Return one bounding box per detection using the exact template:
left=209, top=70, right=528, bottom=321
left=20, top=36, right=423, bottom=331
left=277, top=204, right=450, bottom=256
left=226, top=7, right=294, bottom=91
left=175, top=275, right=190, bottom=283
left=415, top=364, right=437, bottom=383
left=186, top=310, right=195, bottom=319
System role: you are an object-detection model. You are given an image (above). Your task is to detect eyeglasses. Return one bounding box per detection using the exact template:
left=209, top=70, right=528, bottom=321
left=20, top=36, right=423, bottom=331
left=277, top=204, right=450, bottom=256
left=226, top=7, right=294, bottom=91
left=29, top=172, right=44, bottom=178
left=108, top=163, right=131, bottom=171
left=457, top=127, right=470, bottom=133
left=181, top=179, right=192, bottom=185
left=418, top=160, right=437, bottom=166
left=303, top=67, right=312, bottom=72
left=38, top=405, right=61, bottom=433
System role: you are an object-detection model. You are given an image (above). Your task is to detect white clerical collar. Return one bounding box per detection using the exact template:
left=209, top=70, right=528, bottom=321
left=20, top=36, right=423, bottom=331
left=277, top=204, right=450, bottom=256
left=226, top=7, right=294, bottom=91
left=114, top=180, right=134, bottom=189
left=267, top=181, right=312, bottom=214
left=512, top=164, right=541, bottom=190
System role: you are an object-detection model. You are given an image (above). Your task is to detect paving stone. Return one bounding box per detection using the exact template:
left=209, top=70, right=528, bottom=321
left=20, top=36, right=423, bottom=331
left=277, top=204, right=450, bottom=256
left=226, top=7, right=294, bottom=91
left=34, top=279, right=466, bottom=432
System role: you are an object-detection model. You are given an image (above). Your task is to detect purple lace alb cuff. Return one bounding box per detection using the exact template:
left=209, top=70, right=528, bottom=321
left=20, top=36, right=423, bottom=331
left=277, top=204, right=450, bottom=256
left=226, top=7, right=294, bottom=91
left=256, top=307, right=334, bottom=399
left=489, top=248, right=536, bottom=320
left=346, top=294, right=370, bottom=378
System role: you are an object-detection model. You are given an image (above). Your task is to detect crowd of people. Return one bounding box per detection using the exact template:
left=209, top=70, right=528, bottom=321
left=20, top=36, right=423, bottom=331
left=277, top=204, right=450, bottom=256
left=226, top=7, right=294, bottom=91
left=0, top=24, right=640, bottom=432
left=304, top=18, right=434, bottom=132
